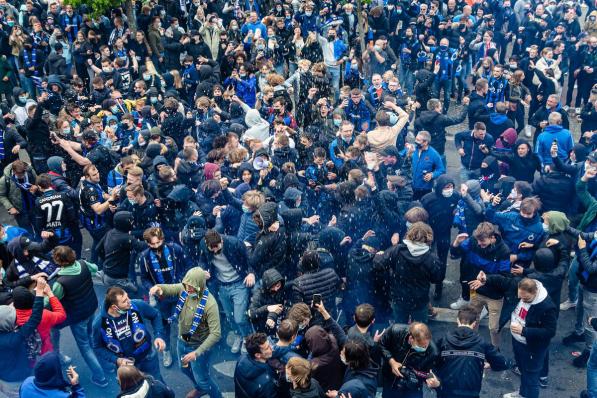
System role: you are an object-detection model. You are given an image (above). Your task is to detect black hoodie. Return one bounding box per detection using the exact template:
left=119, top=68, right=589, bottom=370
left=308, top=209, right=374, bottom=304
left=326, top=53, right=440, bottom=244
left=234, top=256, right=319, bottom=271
left=99, top=211, right=147, bottom=279
left=435, top=326, right=509, bottom=397
left=421, top=175, right=460, bottom=236
left=251, top=202, right=288, bottom=276
left=248, top=268, right=289, bottom=333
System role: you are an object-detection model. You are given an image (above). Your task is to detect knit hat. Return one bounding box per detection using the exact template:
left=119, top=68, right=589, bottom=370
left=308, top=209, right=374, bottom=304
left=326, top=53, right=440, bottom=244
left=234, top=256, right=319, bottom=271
left=46, top=156, right=64, bottom=174
left=149, top=126, right=162, bottom=137
left=33, top=352, right=69, bottom=390
left=12, top=286, right=34, bottom=310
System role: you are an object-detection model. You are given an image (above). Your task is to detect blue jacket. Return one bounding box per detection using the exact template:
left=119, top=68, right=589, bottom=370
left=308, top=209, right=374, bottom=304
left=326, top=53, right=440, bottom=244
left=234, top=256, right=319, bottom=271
left=485, top=205, right=545, bottom=262
left=234, top=345, right=292, bottom=398
left=535, top=125, right=574, bottom=166
left=411, top=146, right=445, bottom=190
left=223, top=76, right=257, bottom=108
left=91, top=299, right=164, bottom=367
left=137, top=243, right=188, bottom=292
left=329, top=136, right=354, bottom=168
left=236, top=211, right=260, bottom=246
left=198, top=235, right=253, bottom=281
left=344, top=100, right=371, bottom=132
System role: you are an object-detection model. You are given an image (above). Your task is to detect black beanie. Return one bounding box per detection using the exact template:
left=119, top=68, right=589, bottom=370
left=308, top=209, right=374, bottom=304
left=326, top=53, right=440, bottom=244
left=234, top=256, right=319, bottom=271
left=12, top=286, right=34, bottom=310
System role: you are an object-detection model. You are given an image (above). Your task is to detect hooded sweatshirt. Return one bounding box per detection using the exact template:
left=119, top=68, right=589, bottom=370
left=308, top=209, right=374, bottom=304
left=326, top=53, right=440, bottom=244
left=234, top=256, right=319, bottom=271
left=242, top=107, right=270, bottom=143
left=157, top=267, right=221, bottom=355
left=19, top=352, right=86, bottom=398
left=510, top=279, right=553, bottom=345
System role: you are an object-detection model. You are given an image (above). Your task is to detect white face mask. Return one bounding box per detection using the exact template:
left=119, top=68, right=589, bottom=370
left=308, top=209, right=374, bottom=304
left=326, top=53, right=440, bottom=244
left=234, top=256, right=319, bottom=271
left=442, top=188, right=454, bottom=197
left=542, top=223, right=550, bottom=232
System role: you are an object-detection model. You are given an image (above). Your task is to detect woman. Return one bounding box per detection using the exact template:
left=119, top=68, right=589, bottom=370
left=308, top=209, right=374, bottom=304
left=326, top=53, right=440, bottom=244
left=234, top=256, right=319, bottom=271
left=117, top=365, right=174, bottom=398
left=302, top=31, right=323, bottom=64
left=533, top=47, right=562, bottom=87
left=507, top=70, right=531, bottom=132
left=286, top=357, right=326, bottom=398
left=329, top=339, right=378, bottom=398
left=473, top=56, right=494, bottom=84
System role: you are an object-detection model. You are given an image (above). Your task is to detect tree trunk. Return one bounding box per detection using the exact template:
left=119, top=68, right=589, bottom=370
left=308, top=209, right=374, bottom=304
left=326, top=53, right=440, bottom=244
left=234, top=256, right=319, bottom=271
left=124, top=0, right=137, bottom=32
left=356, top=0, right=366, bottom=55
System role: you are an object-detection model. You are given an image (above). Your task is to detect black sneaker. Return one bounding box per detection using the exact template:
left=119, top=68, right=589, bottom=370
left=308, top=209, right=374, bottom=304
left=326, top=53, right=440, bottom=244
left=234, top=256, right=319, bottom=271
left=563, top=332, right=585, bottom=346
left=539, top=377, right=548, bottom=388
left=573, top=350, right=590, bottom=368
left=581, top=390, right=589, bottom=398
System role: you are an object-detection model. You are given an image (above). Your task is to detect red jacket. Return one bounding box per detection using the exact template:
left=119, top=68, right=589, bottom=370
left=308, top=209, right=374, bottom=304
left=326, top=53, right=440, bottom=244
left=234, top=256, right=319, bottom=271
left=16, top=296, right=66, bottom=354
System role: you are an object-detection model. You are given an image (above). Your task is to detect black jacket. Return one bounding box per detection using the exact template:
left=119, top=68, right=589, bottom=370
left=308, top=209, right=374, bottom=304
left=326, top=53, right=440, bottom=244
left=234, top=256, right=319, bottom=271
left=251, top=202, right=288, bottom=276
left=467, top=92, right=490, bottom=129
left=99, top=211, right=147, bottom=279
left=199, top=234, right=253, bottom=281
left=379, top=324, right=439, bottom=390
left=490, top=139, right=541, bottom=183
left=421, top=175, right=460, bottom=236
left=435, top=327, right=509, bottom=397
left=532, top=171, right=575, bottom=214
left=116, top=376, right=174, bottom=398
left=454, top=130, right=495, bottom=171
left=578, top=244, right=597, bottom=292
left=291, top=267, right=340, bottom=325
left=413, top=107, right=468, bottom=155
left=248, top=268, right=289, bottom=333
left=377, top=243, right=444, bottom=310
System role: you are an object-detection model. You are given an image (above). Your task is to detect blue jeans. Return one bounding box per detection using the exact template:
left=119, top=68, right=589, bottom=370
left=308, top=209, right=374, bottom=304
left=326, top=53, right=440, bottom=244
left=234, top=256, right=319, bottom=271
left=18, top=74, right=35, bottom=98
left=51, top=316, right=106, bottom=382
left=568, top=256, right=580, bottom=302
left=391, top=303, right=428, bottom=324
left=460, top=166, right=478, bottom=185
left=588, top=340, right=597, bottom=398
left=87, top=227, right=107, bottom=268
left=434, top=79, right=452, bottom=113
left=156, top=298, right=177, bottom=351
left=328, top=65, right=341, bottom=96
left=177, top=338, right=222, bottom=398
left=399, top=67, right=415, bottom=96
left=512, top=338, right=548, bottom=398
left=216, top=279, right=252, bottom=337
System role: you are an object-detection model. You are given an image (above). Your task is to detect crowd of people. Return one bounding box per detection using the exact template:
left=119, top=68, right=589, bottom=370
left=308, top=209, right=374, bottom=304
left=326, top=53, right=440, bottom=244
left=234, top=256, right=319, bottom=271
left=0, top=0, right=597, bottom=397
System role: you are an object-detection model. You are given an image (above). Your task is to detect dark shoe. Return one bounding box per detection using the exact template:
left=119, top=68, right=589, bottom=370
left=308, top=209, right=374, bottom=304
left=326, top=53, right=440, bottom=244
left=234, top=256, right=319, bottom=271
left=573, top=349, right=590, bottom=368
left=581, top=390, right=589, bottom=398
left=511, top=366, right=521, bottom=376
left=433, top=283, right=443, bottom=301
left=563, top=332, right=585, bottom=346
left=539, top=377, right=548, bottom=388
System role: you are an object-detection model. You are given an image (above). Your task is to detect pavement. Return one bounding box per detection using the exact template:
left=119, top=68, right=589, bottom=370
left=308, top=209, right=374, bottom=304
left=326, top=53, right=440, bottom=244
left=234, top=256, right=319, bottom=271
left=3, top=100, right=589, bottom=397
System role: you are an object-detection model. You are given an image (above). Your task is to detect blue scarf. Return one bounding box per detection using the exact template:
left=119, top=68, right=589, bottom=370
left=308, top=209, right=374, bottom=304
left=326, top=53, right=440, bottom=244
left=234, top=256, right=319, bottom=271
left=453, top=199, right=467, bottom=233
left=15, top=256, right=59, bottom=280
left=22, top=48, right=38, bottom=76
left=0, top=129, right=5, bottom=161
left=12, top=173, right=36, bottom=211
left=168, top=288, right=209, bottom=338
left=148, top=245, right=175, bottom=284
left=100, top=304, right=151, bottom=357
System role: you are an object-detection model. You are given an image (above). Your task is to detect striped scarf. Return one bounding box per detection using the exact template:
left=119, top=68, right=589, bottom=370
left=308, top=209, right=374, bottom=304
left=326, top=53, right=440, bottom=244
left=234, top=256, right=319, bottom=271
left=168, top=288, right=209, bottom=337
left=15, top=256, right=59, bottom=279
left=148, top=245, right=175, bottom=284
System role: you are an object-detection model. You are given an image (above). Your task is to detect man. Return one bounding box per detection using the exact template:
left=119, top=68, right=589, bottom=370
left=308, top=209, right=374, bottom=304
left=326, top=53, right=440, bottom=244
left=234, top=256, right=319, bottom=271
left=414, top=98, right=470, bottom=162
left=435, top=307, right=510, bottom=398
left=379, top=322, right=440, bottom=398
left=432, top=38, right=458, bottom=113
left=450, top=222, right=511, bottom=347
left=138, top=227, right=188, bottom=368
left=57, top=130, right=115, bottom=186
left=365, top=74, right=389, bottom=109
left=234, top=332, right=279, bottom=398
left=455, top=122, right=494, bottom=182
left=468, top=79, right=490, bottom=129
left=329, top=121, right=355, bottom=169
left=78, top=164, right=117, bottom=267
left=486, top=102, right=515, bottom=138
left=535, top=112, right=574, bottom=170
left=367, top=101, right=409, bottom=155
left=485, top=65, right=509, bottom=109
left=317, top=26, right=347, bottom=93
left=341, top=88, right=371, bottom=133
left=99, top=211, right=146, bottom=293
left=116, top=184, right=160, bottom=238
left=503, top=279, right=557, bottom=398
left=49, top=246, right=108, bottom=387
left=149, top=267, right=221, bottom=398
left=92, top=287, right=166, bottom=381
left=530, top=94, right=570, bottom=145
left=409, top=131, right=445, bottom=200
left=199, top=229, right=255, bottom=354
left=34, top=174, right=77, bottom=249
left=0, top=160, right=38, bottom=235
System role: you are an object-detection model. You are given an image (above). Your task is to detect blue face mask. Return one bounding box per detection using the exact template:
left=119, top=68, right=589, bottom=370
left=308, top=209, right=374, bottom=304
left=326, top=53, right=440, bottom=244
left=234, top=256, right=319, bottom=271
left=128, top=198, right=137, bottom=205
left=0, top=234, right=7, bottom=243
left=242, top=204, right=251, bottom=213
left=388, top=112, right=398, bottom=125
left=111, top=105, right=120, bottom=114
left=333, top=119, right=341, bottom=127
left=412, top=344, right=427, bottom=353
left=115, top=307, right=128, bottom=315
left=439, top=45, right=448, bottom=51
left=150, top=97, right=158, bottom=104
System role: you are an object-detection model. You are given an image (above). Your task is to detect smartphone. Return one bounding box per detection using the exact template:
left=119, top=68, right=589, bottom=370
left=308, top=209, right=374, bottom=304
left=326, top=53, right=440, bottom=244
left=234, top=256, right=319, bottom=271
left=312, top=294, right=322, bottom=306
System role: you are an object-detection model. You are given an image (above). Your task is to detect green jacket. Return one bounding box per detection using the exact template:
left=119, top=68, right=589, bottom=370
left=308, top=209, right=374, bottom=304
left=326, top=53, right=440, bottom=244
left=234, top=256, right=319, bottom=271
left=0, top=163, right=37, bottom=212
left=576, top=179, right=597, bottom=231
left=158, top=267, right=221, bottom=356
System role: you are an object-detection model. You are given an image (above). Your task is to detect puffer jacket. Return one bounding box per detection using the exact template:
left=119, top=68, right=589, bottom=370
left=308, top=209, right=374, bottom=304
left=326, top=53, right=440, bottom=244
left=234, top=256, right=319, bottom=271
left=291, top=267, right=340, bottom=323
left=413, top=107, right=468, bottom=155
left=251, top=202, right=288, bottom=276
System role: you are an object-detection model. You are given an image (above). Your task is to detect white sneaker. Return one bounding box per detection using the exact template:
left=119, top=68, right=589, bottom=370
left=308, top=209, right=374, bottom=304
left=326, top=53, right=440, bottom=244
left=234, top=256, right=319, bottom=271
left=480, top=307, right=488, bottom=321
left=503, top=392, right=523, bottom=398
left=450, top=297, right=470, bottom=310
left=162, top=350, right=172, bottom=368
left=563, top=105, right=570, bottom=112
left=560, top=299, right=577, bottom=311
left=231, top=335, right=242, bottom=354
left=241, top=341, right=247, bottom=354
left=576, top=107, right=582, bottom=115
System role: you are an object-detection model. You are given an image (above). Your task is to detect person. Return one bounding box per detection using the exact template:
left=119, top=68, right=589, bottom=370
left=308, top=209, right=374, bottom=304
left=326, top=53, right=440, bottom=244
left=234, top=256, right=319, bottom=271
left=376, top=222, right=443, bottom=324
left=330, top=339, right=379, bottom=398
left=91, top=287, right=167, bottom=381
left=248, top=268, right=288, bottom=334
left=379, top=322, right=440, bottom=398
left=137, top=226, right=188, bottom=367
left=149, top=267, right=222, bottom=398
left=535, top=112, right=574, bottom=170
left=116, top=365, right=174, bottom=398
left=234, top=332, right=288, bottom=398
left=49, top=246, right=109, bottom=387
left=503, top=278, right=557, bottom=398
left=435, top=307, right=510, bottom=398
left=0, top=276, right=45, bottom=383
left=198, top=229, right=254, bottom=354
left=450, top=222, right=511, bottom=348
left=409, top=131, right=445, bottom=200
left=454, top=122, right=494, bottom=182
left=19, top=352, right=85, bottom=398
left=285, top=356, right=326, bottom=398
left=0, top=160, right=38, bottom=235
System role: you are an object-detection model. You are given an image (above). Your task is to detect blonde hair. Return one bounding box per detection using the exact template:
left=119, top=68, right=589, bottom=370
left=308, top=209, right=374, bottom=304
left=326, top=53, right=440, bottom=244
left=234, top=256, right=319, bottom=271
left=286, top=357, right=315, bottom=389
left=170, top=70, right=183, bottom=89
left=242, top=190, right=265, bottom=211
